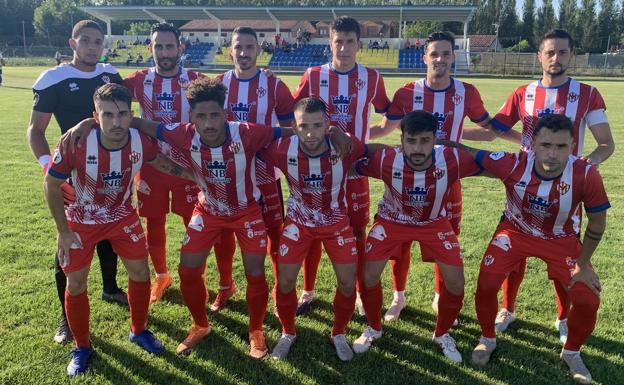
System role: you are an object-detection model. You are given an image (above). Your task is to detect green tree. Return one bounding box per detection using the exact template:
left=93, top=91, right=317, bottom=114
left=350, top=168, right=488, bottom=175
left=33, top=0, right=91, bottom=46
left=124, top=21, right=152, bottom=36
left=403, top=21, right=443, bottom=38
left=596, top=0, right=616, bottom=52
left=520, top=0, right=535, bottom=48
left=533, top=0, right=556, bottom=47
left=498, top=0, right=519, bottom=47
left=578, top=0, right=598, bottom=53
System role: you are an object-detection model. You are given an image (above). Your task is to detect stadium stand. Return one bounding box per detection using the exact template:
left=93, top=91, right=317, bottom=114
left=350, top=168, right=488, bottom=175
left=183, top=42, right=214, bottom=66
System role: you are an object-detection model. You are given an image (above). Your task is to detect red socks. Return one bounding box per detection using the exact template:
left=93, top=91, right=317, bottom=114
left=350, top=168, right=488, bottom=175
left=214, top=230, right=236, bottom=289
left=146, top=215, right=167, bottom=275
left=302, top=239, right=323, bottom=292
left=276, top=288, right=297, bottom=335
left=564, top=283, right=600, bottom=351
left=128, top=279, right=150, bottom=334
left=267, top=224, right=283, bottom=281
left=245, top=274, right=269, bottom=333
left=179, top=264, right=209, bottom=328
left=554, top=279, right=571, bottom=320
left=434, top=263, right=444, bottom=295
left=475, top=271, right=507, bottom=338
left=502, top=259, right=526, bottom=312
left=391, top=242, right=411, bottom=292
left=434, top=285, right=464, bottom=336
left=361, top=283, right=383, bottom=331
left=332, top=289, right=356, bottom=336
left=65, top=291, right=90, bottom=348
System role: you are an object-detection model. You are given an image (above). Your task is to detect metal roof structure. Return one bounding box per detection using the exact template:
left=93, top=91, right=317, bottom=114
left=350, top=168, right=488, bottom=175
left=83, top=5, right=476, bottom=45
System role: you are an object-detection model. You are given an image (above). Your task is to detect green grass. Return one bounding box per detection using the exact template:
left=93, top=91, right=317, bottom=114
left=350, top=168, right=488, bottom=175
left=0, top=67, right=622, bottom=385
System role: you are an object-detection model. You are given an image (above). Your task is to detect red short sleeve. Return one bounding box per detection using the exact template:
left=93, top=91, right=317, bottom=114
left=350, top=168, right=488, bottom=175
left=241, top=123, right=279, bottom=153
left=492, top=87, right=522, bottom=132
left=275, top=80, right=295, bottom=122
left=588, top=87, right=607, bottom=112
left=141, top=133, right=159, bottom=162
left=455, top=147, right=482, bottom=178
left=465, top=84, right=489, bottom=123
left=292, top=70, right=310, bottom=102
left=386, top=86, right=411, bottom=120
left=157, top=122, right=194, bottom=150
left=355, top=147, right=383, bottom=178
left=48, top=143, right=74, bottom=179
left=122, top=71, right=141, bottom=101
left=371, top=74, right=391, bottom=114
left=583, top=166, right=610, bottom=213
left=475, top=150, right=518, bottom=180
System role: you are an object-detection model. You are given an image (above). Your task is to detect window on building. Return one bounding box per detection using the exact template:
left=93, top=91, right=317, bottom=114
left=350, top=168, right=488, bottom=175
left=189, top=33, right=195, bottom=36
left=204, top=33, right=209, bottom=37
left=319, top=27, right=328, bottom=35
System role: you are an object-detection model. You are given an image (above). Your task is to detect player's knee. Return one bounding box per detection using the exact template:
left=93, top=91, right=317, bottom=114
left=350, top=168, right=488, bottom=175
left=278, top=275, right=296, bottom=293
left=476, top=272, right=504, bottom=296
left=362, top=270, right=380, bottom=288
left=337, top=279, right=356, bottom=297
left=444, top=276, right=465, bottom=296
left=570, top=284, right=600, bottom=311
left=127, top=262, right=150, bottom=282
left=66, top=279, right=87, bottom=296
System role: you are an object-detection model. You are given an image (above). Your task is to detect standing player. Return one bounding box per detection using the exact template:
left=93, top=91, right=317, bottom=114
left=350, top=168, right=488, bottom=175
left=367, top=31, right=512, bottom=322
left=212, top=26, right=295, bottom=311
left=487, top=29, right=614, bottom=339
left=123, top=23, right=203, bottom=303
left=266, top=98, right=367, bottom=362
left=26, top=20, right=127, bottom=345
left=443, top=114, right=608, bottom=384
left=0, top=52, right=5, bottom=86
left=292, top=16, right=391, bottom=314
left=352, top=111, right=481, bottom=363
left=45, top=84, right=193, bottom=376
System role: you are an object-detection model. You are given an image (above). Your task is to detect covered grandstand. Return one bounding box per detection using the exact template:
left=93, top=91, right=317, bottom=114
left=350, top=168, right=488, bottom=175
left=83, top=5, right=476, bottom=72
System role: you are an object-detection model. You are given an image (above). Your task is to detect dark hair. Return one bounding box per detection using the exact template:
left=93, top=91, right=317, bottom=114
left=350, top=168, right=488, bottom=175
left=186, top=78, right=227, bottom=109
left=72, top=20, right=103, bottom=39
left=232, top=26, right=258, bottom=42
left=400, top=111, right=437, bottom=136
left=425, top=31, right=455, bottom=52
left=540, top=29, right=574, bottom=51
left=93, top=83, right=132, bottom=110
left=293, top=97, right=327, bottom=115
left=150, top=23, right=181, bottom=44
left=533, top=114, right=574, bottom=137
left=330, top=16, right=361, bottom=40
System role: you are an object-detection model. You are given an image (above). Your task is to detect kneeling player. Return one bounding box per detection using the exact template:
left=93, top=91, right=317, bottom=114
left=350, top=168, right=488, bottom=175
left=45, top=84, right=193, bottom=376
left=444, top=114, right=608, bottom=384
left=263, top=98, right=368, bottom=362
left=352, top=111, right=482, bottom=363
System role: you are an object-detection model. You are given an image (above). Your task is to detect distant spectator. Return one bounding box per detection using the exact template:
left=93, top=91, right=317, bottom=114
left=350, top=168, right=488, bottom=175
left=54, top=51, right=62, bottom=65
left=126, top=52, right=133, bottom=66
left=382, top=41, right=389, bottom=50
left=134, top=37, right=140, bottom=45
left=415, top=39, right=421, bottom=51
left=144, top=38, right=150, bottom=45
left=404, top=39, right=411, bottom=49
left=0, top=52, right=5, bottom=86
left=195, top=37, right=200, bottom=44
left=322, top=45, right=330, bottom=60
left=136, top=53, right=143, bottom=65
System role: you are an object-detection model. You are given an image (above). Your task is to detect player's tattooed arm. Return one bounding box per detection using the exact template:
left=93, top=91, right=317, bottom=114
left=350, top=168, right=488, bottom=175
left=369, top=117, right=400, bottom=140
left=569, top=210, right=607, bottom=296
left=328, top=125, right=353, bottom=157
left=148, top=155, right=195, bottom=182
left=43, top=173, right=81, bottom=268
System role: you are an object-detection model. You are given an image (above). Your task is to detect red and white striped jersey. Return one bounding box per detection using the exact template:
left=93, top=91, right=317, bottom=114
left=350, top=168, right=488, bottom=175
left=491, top=78, right=608, bottom=155
left=293, top=63, right=390, bottom=143
left=475, top=149, right=610, bottom=239
left=218, top=69, right=295, bottom=185
left=156, top=122, right=280, bottom=216
left=123, top=67, right=206, bottom=168
left=386, top=78, right=490, bottom=142
left=357, top=146, right=480, bottom=226
left=260, top=136, right=367, bottom=227
left=48, top=128, right=158, bottom=225
left=218, top=69, right=294, bottom=126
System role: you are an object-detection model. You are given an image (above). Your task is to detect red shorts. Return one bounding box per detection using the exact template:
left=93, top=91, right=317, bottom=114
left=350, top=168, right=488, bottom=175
left=346, top=177, right=370, bottom=229
left=181, top=204, right=267, bottom=255
left=64, top=214, right=147, bottom=273
left=258, top=179, right=284, bottom=229
left=444, top=180, right=462, bottom=235
left=364, top=217, right=463, bottom=267
left=136, top=165, right=199, bottom=218
left=278, top=218, right=358, bottom=265
left=480, top=219, right=584, bottom=286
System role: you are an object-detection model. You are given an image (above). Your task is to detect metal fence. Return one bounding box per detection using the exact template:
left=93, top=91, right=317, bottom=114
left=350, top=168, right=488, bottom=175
left=469, top=52, right=624, bottom=76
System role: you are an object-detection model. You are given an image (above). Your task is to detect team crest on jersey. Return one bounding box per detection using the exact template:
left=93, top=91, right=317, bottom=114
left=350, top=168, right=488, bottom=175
left=355, top=78, right=366, bottom=91
left=452, top=94, right=463, bottom=106
left=302, top=173, right=324, bottom=192
left=256, top=86, right=267, bottom=98
left=53, top=148, right=62, bottom=164
left=527, top=194, right=554, bottom=215
left=129, top=151, right=141, bottom=164
left=537, top=107, right=564, bottom=117
left=557, top=182, right=571, bottom=195
left=101, top=75, right=110, bottom=84
left=432, top=112, right=449, bottom=139
left=229, top=141, right=241, bottom=154
left=69, top=82, right=79, bottom=92
left=231, top=102, right=252, bottom=121
left=565, top=256, right=575, bottom=268
left=279, top=244, right=289, bottom=256
left=204, top=160, right=230, bottom=181
left=33, top=93, right=40, bottom=107
left=406, top=186, right=429, bottom=206
left=567, top=92, right=579, bottom=103
left=433, top=168, right=446, bottom=180
left=156, top=92, right=178, bottom=118
left=178, top=78, right=189, bottom=89
left=331, top=95, right=352, bottom=118
left=484, top=254, right=495, bottom=266
left=489, top=152, right=505, bottom=161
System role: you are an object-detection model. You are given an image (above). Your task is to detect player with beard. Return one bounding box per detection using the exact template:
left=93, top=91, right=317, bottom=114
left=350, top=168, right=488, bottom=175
left=352, top=111, right=482, bottom=363
left=123, top=23, right=204, bottom=303
left=367, top=31, right=513, bottom=322
left=27, top=20, right=127, bottom=346
left=212, top=27, right=295, bottom=312
left=484, top=29, right=614, bottom=341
